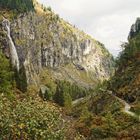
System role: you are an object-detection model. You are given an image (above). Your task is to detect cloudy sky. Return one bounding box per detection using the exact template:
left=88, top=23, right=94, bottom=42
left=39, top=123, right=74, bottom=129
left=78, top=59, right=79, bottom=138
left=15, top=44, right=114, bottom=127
left=38, top=0, right=140, bottom=56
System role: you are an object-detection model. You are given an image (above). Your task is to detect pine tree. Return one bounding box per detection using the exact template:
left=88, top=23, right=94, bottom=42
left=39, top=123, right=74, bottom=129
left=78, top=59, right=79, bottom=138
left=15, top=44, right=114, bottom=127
left=54, top=81, right=72, bottom=109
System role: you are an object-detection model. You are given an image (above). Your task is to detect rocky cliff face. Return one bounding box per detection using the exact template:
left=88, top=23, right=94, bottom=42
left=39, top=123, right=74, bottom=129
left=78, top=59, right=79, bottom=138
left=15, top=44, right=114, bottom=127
left=0, top=7, right=114, bottom=89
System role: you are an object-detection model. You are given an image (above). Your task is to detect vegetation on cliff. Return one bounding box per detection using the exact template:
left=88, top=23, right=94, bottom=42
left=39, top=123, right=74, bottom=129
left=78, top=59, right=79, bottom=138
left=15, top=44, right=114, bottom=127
left=69, top=18, right=140, bottom=139
left=0, top=51, right=13, bottom=94
left=0, top=0, right=34, bottom=13
left=1, top=0, right=140, bottom=140
left=108, top=19, right=140, bottom=105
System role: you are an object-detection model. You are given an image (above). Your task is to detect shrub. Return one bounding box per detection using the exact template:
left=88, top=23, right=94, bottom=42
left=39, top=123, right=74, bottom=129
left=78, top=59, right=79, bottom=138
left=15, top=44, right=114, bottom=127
left=0, top=95, right=65, bottom=139
left=55, top=14, right=60, bottom=20
left=47, top=6, right=52, bottom=12
left=91, top=128, right=104, bottom=139
left=40, top=86, right=53, bottom=101
left=43, top=7, right=47, bottom=12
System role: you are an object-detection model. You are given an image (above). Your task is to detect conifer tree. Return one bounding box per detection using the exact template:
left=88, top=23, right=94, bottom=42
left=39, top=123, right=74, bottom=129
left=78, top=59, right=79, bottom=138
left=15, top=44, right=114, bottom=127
left=0, top=52, right=13, bottom=93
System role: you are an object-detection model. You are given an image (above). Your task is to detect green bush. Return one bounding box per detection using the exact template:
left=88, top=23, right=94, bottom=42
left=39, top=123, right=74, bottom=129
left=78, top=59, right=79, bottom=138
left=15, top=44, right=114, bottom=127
left=40, top=86, right=53, bottom=101
left=91, top=128, right=105, bottom=139
left=55, top=14, right=60, bottom=20
left=47, top=6, right=52, bottom=12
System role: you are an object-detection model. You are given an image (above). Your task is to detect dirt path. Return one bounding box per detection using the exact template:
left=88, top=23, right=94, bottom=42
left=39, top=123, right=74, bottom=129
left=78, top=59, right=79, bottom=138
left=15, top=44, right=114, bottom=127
left=72, top=92, right=140, bottom=120
left=114, top=95, right=139, bottom=119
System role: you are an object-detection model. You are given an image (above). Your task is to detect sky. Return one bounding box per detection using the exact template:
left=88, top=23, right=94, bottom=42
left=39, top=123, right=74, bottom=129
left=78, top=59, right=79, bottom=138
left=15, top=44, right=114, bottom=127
left=38, top=0, right=140, bottom=57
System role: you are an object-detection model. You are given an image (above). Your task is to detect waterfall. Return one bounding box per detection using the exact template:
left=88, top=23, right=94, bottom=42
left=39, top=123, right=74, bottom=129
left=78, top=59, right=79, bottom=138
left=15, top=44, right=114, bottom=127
left=2, top=18, right=20, bottom=71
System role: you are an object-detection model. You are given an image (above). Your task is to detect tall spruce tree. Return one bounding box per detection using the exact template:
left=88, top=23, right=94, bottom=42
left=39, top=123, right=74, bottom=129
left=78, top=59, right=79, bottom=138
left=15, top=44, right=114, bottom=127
left=0, top=52, right=13, bottom=94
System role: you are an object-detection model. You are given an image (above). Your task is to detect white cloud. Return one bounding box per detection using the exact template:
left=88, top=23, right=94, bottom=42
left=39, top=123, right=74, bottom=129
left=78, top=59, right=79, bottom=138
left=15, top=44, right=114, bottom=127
left=38, top=0, right=140, bottom=56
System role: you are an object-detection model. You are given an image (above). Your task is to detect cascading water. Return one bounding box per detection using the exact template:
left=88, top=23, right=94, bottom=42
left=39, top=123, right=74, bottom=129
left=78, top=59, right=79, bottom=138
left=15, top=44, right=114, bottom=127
left=2, top=18, right=20, bottom=71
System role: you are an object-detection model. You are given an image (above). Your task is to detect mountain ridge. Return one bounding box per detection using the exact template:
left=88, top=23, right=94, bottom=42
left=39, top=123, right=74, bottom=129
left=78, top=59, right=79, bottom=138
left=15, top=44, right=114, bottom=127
left=0, top=2, right=114, bottom=91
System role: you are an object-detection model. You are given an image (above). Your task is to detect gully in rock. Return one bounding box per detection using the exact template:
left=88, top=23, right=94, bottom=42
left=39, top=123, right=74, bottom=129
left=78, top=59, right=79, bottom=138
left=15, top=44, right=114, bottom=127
left=2, top=17, right=20, bottom=72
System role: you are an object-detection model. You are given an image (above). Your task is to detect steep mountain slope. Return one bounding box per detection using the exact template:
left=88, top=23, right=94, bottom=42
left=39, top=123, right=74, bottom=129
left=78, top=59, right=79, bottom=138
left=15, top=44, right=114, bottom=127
left=70, top=18, right=140, bottom=140
left=109, top=18, right=140, bottom=111
left=0, top=1, right=114, bottom=91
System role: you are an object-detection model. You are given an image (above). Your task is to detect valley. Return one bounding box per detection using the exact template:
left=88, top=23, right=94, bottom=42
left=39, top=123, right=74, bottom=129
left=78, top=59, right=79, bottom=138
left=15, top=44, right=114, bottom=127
left=0, top=0, right=140, bottom=139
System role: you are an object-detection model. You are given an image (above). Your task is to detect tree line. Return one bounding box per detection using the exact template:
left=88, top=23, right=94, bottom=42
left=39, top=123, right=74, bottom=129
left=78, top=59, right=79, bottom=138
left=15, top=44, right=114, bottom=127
left=0, top=0, right=34, bottom=13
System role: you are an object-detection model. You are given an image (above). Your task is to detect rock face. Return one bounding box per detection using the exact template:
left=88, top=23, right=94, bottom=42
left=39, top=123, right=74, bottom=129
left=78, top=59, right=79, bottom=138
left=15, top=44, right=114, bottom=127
left=0, top=10, right=114, bottom=88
